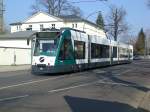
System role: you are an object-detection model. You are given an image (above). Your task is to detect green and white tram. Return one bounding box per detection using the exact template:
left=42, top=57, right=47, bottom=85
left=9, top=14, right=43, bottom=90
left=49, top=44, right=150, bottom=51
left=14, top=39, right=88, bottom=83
left=30, top=28, right=133, bottom=74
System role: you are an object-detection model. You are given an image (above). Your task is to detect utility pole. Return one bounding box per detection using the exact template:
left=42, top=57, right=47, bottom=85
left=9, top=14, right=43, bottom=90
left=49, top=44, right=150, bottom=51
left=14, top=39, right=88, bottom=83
left=0, top=0, right=4, bottom=32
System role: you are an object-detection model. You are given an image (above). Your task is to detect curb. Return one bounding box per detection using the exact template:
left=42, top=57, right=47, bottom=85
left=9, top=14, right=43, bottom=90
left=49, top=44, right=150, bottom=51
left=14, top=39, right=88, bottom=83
left=0, top=65, right=31, bottom=73
left=0, top=69, right=31, bottom=73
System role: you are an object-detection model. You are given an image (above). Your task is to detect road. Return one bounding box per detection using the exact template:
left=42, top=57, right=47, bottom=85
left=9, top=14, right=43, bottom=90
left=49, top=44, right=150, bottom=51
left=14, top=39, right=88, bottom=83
left=0, top=60, right=150, bottom=112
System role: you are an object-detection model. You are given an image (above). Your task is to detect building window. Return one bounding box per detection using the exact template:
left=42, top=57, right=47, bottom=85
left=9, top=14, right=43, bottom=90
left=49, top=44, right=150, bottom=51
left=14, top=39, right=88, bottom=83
left=16, top=25, right=21, bottom=31
left=40, top=24, right=43, bottom=31
left=76, top=24, right=77, bottom=28
left=52, top=24, right=55, bottom=28
left=72, top=24, right=74, bottom=28
left=17, top=26, right=19, bottom=30
left=19, top=25, right=21, bottom=31
left=72, top=24, right=77, bottom=28
left=26, top=25, right=32, bottom=31
left=29, top=25, right=32, bottom=28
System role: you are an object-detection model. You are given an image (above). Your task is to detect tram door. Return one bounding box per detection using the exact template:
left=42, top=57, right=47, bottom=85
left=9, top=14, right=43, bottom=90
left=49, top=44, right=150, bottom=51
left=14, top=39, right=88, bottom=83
left=56, top=31, right=75, bottom=66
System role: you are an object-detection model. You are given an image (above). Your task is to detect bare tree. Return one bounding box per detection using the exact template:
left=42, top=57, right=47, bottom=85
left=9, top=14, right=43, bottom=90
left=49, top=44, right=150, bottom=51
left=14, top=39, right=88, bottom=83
left=105, top=5, right=128, bottom=41
left=31, top=0, right=41, bottom=15
left=40, top=0, right=68, bottom=16
left=68, top=6, right=83, bottom=17
left=31, top=0, right=82, bottom=16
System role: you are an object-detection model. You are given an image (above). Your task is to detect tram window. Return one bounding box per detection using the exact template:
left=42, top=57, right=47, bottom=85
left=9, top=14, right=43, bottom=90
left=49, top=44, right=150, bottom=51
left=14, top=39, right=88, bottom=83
left=113, top=47, right=117, bottom=58
left=74, top=41, right=85, bottom=59
left=91, top=43, right=101, bottom=58
left=37, top=32, right=60, bottom=39
left=129, top=49, right=133, bottom=58
left=91, top=43, right=95, bottom=58
left=119, top=48, right=128, bottom=58
left=42, top=43, right=50, bottom=52
left=101, top=45, right=109, bottom=58
left=91, top=43, right=109, bottom=58
left=34, top=40, right=40, bottom=56
left=95, top=44, right=101, bottom=58
left=58, top=38, right=74, bottom=60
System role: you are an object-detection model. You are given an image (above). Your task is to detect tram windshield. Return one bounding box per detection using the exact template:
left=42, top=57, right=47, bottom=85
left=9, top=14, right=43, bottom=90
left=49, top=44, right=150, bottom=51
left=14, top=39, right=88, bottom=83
left=34, top=32, right=60, bottom=56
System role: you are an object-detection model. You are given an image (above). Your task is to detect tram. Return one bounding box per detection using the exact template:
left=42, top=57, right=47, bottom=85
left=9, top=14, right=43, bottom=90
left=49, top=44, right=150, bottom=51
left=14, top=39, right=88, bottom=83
left=30, top=28, right=133, bottom=74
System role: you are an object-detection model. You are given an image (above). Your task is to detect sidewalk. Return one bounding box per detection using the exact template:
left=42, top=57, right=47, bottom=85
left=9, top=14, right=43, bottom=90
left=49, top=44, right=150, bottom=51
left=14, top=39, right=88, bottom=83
left=0, top=65, right=31, bottom=73
left=138, top=91, right=150, bottom=112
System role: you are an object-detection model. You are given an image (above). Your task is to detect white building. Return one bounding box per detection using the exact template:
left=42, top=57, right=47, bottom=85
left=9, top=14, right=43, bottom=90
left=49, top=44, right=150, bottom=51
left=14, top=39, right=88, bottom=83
left=10, top=11, right=106, bottom=38
left=0, top=31, right=35, bottom=65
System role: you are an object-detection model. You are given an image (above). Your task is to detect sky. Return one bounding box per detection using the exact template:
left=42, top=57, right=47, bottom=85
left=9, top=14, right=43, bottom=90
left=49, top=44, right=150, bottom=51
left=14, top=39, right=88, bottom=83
left=4, top=0, right=150, bottom=36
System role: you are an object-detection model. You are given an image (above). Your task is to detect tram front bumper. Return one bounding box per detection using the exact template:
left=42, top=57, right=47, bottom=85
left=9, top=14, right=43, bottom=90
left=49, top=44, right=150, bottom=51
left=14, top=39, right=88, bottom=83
left=31, top=64, right=73, bottom=74
left=31, top=65, right=59, bottom=74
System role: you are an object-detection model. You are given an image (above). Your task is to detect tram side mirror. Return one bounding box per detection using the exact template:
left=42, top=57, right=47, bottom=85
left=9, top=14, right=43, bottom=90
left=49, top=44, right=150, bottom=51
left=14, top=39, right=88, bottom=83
left=27, top=38, right=30, bottom=45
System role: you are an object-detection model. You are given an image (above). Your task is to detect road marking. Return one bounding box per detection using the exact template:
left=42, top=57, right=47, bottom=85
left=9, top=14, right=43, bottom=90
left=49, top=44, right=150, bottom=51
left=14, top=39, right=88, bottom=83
left=112, top=69, right=132, bottom=76
left=98, top=81, right=131, bottom=86
left=92, top=70, right=106, bottom=74
left=48, top=80, right=102, bottom=93
left=97, top=81, right=144, bottom=88
left=0, top=76, right=65, bottom=91
left=0, top=95, right=29, bottom=102
left=0, top=71, right=94, bottom=91
left=48, top=76, right=139, bottom=94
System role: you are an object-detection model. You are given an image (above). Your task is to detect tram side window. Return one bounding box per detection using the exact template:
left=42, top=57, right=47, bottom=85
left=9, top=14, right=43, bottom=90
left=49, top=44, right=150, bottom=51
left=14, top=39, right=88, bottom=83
left=119, top=48, right=128, bottom=58
left=101, top=45, right=109, bottom=58
left=131, top=49, right=133, bottom=56
left=91, top=43, right=101, bottom=58
left=113, top=47, right=117, bottom=58
left=91, top=43, right=109, bottom=58
left=58, top=38, right=74, bottom=60
left=91, top=43, right=95, bottom=58
left=129, top=49, right=133, bottom=58
left=74, top=41, right=85, bottom=59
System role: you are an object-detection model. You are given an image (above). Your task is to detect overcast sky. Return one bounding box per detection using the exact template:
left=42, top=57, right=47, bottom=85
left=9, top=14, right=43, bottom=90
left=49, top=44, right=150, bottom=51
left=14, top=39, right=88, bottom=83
left=4, top=0, right=150, bottom=35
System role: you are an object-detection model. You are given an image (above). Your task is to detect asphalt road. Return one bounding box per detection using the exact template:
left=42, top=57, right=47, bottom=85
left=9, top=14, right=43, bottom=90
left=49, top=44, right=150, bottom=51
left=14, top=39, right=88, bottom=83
left=0, top=60, right=150, bottom=112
